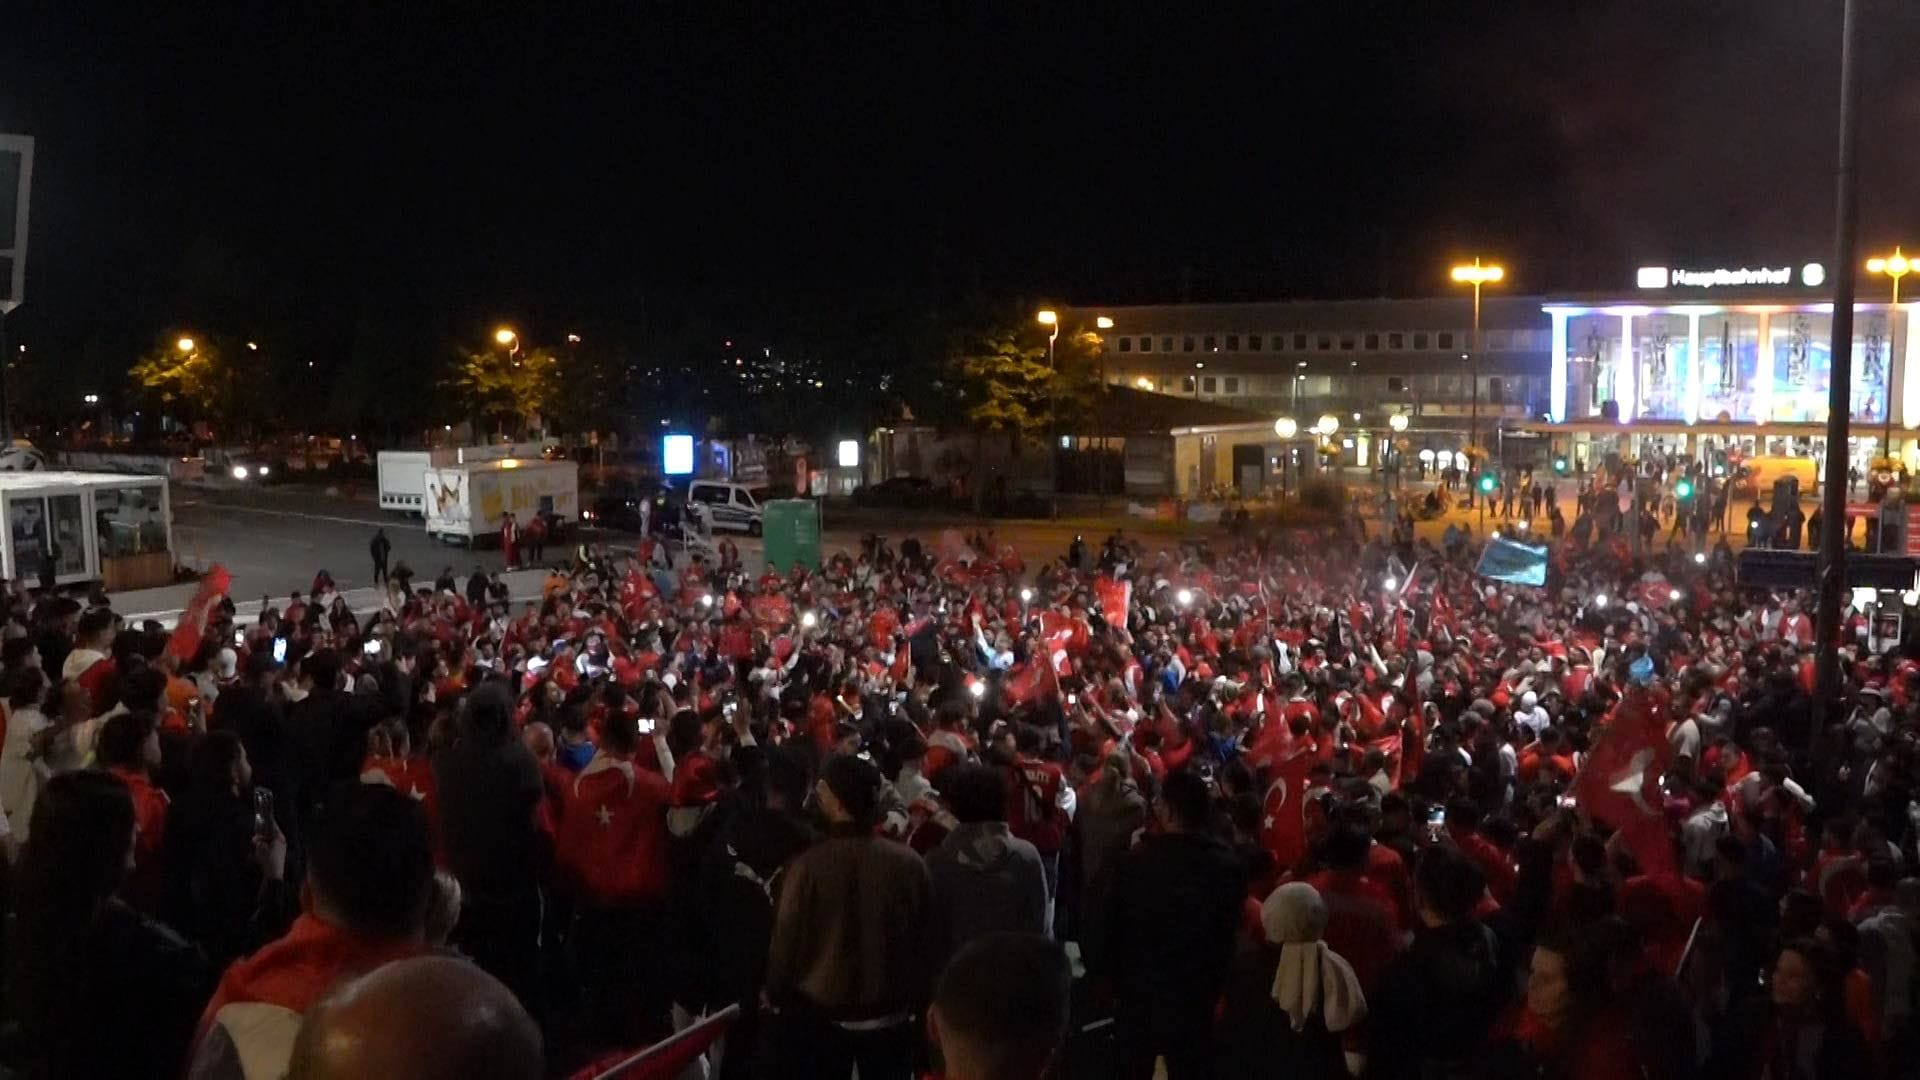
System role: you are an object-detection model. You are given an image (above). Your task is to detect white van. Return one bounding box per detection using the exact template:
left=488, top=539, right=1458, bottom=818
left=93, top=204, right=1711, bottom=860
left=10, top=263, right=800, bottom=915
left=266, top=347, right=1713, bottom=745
left=686, top=480, right=766, bottom=535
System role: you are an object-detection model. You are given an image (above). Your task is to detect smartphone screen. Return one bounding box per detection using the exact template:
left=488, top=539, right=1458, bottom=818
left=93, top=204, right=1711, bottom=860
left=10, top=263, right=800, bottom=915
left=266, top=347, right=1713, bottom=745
left=272, top=638, right=288, bottom=664
left=233, top=627, right=246, bottom=647
left=252, top=787, right=274, bottom=840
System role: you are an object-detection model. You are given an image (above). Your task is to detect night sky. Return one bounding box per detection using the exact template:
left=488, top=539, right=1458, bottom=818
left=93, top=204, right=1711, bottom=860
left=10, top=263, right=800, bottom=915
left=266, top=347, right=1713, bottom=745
left=3, top=2, right=1919, bottom=367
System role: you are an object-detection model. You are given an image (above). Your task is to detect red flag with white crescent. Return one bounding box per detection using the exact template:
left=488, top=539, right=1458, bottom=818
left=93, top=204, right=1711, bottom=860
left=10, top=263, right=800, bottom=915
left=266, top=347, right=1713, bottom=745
left=1572, top=687, right=1677, bottom=883
left=166, top=565, right=231, bottom=662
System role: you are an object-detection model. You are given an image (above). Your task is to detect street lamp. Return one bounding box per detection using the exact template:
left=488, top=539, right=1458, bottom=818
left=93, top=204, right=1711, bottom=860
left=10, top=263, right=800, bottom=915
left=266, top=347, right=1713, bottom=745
left=176, top=337, right=196, bottom=354
left=1449, top=258, right=1505, bottom=459
left=1095, top=316, right=1114, bottom=330
left=1273, top=418, right=1298, bottom=501
left=1867, top=247, right=1910, bottom=451
left=1389, top=412, right=1409, bottom=433
left=1036, top=310, right=1059, bottom=367
left=1317, top=414, right=1339, bottom=436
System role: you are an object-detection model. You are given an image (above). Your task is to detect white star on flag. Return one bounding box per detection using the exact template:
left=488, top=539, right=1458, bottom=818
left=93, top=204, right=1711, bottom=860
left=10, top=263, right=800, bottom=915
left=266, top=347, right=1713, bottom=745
left=596, top=804, right=614, bottom=827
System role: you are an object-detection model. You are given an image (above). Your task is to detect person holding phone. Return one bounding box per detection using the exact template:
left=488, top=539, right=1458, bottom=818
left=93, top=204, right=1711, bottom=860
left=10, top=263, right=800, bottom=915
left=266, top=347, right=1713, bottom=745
left=161, top=730, right=295, bottom=972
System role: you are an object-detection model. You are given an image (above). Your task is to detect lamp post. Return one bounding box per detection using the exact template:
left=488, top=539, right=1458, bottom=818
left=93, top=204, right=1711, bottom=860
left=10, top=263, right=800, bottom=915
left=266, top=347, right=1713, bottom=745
left=1449, top=258, right=1506, bottom=463
left=1388, top=411, right=1409, bottom=498
left=1036, top=310, right=1058, bottom=367
left=1866, top=247, right=1910, bottom=464
left=1274, top=417, right=1297, bottom=501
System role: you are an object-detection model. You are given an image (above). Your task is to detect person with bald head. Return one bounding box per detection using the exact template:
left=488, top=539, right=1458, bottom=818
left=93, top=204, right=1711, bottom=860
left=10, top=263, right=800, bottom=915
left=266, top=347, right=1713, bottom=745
left=287, top=956, right=542, bottom=1080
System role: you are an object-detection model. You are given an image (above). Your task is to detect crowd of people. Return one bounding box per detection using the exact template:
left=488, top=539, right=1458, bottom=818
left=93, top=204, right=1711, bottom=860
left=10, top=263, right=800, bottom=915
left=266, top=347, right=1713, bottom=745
left=0, top=494, right=1917, bottom=1079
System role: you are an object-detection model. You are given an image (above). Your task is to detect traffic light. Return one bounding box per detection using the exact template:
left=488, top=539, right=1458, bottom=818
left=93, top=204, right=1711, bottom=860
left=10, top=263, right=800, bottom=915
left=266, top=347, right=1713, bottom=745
left=1553, top=457, right=1568, bottom=474
left=1675, top=478, right=1694, bottom=500
left=1479, top=473, right=1496, bottom=494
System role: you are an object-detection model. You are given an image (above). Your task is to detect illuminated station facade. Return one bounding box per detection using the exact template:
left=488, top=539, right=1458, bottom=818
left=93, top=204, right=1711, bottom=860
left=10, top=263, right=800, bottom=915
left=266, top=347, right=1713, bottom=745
left=1080, top=260, right=1913, bottom=496
left=1545, top=260, right=1915, bottom=475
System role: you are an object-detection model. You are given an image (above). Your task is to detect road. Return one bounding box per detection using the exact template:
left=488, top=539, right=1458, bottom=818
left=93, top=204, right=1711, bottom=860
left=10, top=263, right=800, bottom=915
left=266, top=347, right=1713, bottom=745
left=166, top=485, right=1102, bottom=605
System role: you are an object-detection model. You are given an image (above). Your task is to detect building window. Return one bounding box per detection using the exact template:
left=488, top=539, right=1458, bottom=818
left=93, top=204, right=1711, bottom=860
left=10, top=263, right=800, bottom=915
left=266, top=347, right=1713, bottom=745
left=1158, top=378, right=1170, bottom=392
left=1182, top=376, right=1195, bottom=392
left=1225, top=334, right=1239, bottom=351
left=1339, top=335, right=1356, bottom=351
left=1183, top=336, right=1195, bottom=352
left=1388, top=332, right=1405, bottom=350
left=1294, top=333, right=1309, bottom=350
left=1139, top=336, right=1153, bottom=353
left=1486, top=330, right=1510, bottom=350
left=1388, top=377, right=1405, bottom=393
left=1248, top=334, right=1262, bottom=351
left=1413, top=332, right=1429, bottom=349
left=1488, top=376, right=1506, bottom=404
left=1437, top=332, right=1456, bottom=350
left=1364, top=333, right=1380, bottom=350
left=1316, top=334, right=1332, bottom=350
left=1202, top=376, right=1217, bottom=393
left=1224, top=376, right=1240, bottom=393
left=1118, top=336, right=1132, bottom=353
left=1161, top=336, right=1174, bottom=352
left=1203, top=335, right=1217, bottom=351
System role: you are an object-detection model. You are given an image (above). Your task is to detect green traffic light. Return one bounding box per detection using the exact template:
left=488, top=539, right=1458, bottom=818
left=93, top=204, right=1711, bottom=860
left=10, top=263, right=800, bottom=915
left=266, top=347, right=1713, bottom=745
left=1554, top=457, right=1568, bottom=473
left=1675, top=479, right=1693, bottom=499
left=1479, top=474, right=1496, bottom=493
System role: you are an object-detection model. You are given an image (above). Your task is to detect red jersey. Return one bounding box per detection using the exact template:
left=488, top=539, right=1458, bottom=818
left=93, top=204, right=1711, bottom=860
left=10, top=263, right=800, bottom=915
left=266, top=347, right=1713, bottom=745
left=1005, top=755, right=1066, bottom=855
left=556, top=753, right=671, bottom=907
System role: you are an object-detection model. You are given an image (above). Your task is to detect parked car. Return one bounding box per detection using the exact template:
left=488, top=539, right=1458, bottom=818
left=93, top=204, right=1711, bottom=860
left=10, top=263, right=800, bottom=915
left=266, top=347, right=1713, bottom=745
left=854, top=475, right=938, bottom=508
left=583, top=484, right=683, bottom=535
left=687, top=479, right=767, bottom=535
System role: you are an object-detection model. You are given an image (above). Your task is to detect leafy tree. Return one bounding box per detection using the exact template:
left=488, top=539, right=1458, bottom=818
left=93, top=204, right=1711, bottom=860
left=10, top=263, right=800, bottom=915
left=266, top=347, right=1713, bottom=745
left=128, top=331, right=277, bottom=438
left=948, top=319, right=1055, bottom=509
left=447, top=339, right=561, bottom=439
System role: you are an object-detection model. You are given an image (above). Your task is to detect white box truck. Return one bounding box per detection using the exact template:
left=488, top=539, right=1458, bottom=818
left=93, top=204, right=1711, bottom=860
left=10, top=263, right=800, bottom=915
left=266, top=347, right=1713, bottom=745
left=376, top=449, right=457, bottom=514
left=378, top=442, right=562, bottom=514
left=423, top=459, right=579, bottom=542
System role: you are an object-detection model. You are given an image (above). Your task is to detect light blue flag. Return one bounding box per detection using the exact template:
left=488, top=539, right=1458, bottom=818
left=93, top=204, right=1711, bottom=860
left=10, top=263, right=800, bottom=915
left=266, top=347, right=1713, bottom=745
left=1475, top=537, right=1549, bottom=587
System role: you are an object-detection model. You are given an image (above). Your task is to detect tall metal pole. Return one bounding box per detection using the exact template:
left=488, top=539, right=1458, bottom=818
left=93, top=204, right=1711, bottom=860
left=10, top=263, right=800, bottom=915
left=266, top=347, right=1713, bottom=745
left=1469, top=282, right=1482, bottom=460
left=1813, top=0, right=1865, bottom=743
left=1886, top=273, right=1901, bottom=461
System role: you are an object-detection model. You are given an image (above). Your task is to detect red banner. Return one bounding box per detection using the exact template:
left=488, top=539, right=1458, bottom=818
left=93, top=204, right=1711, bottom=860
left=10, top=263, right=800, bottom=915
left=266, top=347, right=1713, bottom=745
left=1573, top=688, right=1677, bottom=883
left=166, top=565, right=231, bottom=662
left=748, top=594, right=793, bottom=628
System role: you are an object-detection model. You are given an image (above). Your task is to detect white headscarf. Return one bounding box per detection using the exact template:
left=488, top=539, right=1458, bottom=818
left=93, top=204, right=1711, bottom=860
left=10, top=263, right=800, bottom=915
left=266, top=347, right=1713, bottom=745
left=1262, top=882, right=1367, bottom=1034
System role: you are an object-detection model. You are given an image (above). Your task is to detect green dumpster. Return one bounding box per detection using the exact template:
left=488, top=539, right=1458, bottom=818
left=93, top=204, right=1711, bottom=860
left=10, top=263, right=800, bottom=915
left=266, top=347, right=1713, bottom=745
left=762, top=499, right=821, bottom=573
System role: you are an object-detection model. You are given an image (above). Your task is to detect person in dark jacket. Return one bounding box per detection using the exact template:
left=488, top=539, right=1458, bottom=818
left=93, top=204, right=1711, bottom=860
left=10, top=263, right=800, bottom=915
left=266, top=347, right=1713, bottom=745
left=926, top=763, right=1048, bottom=971
left=1706, top=937, right=1871, bottom=1078
left=161, top=730, right=297, bottom=971
left=1367, top=844, right=1514, bottom=1078
left=432, top=679, right=548, bottom=1013
left=1091, top=767, right=1247, bottom=1080
left=765, top=752, right=932, bottom=1080
left=288, top=649, right=371, bottom=836
left=211, top=649, right=299, bottom=847
left=695, top=743, right=815, bottom=1080
left=11, top=771, right=215, bottom=1080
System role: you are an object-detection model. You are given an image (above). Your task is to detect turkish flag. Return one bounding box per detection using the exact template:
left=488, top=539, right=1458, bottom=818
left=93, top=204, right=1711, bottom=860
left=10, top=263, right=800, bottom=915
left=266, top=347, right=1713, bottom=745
left=1573, top=688, right=1677, bottom=883
left=1259, top=747, right=1317, bottom=872
left=1003, top=659, right=1058, bottom=707
left=166, top=564, right=231, bottom=662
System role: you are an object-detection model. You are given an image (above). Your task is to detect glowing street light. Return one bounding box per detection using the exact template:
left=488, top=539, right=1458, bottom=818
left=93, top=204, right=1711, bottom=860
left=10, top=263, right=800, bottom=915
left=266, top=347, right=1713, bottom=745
left=1094, top=316, right=1114, bottom=330
left=1866, top=247, right=1910, bottom=444
left=1316, top=414, right=1340, bottom=437
left=1448, top=257, right=1506, bottom=456
left=1035, top=310, right=1058, bottom=327
left=566, top=333, right=582, bottom=345
left=1389, top=412, right=1409, bottom=433
left=1273, top=417, right=1298, bottom=438
left=494, top=327, right=517, bottom=345
left=245, top=341, right=258, bottom=351
left=176, top=336, right=196, bottom=353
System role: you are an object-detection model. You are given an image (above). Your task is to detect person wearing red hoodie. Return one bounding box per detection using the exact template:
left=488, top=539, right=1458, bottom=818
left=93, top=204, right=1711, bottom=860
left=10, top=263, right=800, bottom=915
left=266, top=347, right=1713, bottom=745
left=187, top=782, right=434, bottom=1080
left=555, top=700, right=674, bottom=1044
left=96, top=709, right=169, bottom=915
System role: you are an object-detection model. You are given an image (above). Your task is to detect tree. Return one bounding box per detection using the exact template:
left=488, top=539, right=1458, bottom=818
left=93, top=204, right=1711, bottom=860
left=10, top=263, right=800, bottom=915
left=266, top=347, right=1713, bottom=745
left=447, top=339, right=561, bottom=439
left=949, top=320, right=1053, bottom=509
left=128, top=331, right=277, bottom=438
